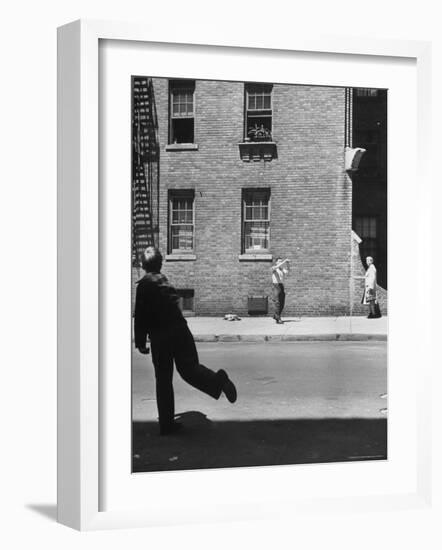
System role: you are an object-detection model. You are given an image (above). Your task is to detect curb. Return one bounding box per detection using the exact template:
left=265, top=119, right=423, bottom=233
left=194, top=334, right=387, bottom=343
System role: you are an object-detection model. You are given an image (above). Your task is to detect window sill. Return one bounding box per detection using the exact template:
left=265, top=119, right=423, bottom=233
left=238, top=254, right=273, bottom=261
left=165, top=254, right=196, bottom=261
left=165, top=143, right=199, bottom=151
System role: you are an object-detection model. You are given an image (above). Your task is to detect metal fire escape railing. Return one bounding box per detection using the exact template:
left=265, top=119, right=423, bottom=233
left=132, top=77, right=160, bottom=267
left=344, top=87, right=353, bottom=149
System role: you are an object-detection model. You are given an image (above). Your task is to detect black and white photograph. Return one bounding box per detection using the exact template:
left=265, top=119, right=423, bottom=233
left=3, top=0, right=439, bottom=542
left=131, top=76, right=388, bottom=472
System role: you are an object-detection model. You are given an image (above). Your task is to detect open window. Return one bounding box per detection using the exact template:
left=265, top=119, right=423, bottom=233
left=245, top=83, right=273, bottom=141
left=169, top=80, right=195, bottom=144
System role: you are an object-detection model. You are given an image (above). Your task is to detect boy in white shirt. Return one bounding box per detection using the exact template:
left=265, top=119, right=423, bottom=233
left=271, top=257, right=290, bottom=324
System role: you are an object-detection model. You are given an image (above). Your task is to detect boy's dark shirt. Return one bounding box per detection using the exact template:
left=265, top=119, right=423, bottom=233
left=134, top=271, right=185, bottom=348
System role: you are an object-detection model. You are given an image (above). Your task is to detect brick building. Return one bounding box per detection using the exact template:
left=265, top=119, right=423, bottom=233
left=132, top=77, right=387, bottom=317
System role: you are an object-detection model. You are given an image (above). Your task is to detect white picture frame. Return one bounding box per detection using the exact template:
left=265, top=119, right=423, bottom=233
left=57, top=19, right=433, bottom=531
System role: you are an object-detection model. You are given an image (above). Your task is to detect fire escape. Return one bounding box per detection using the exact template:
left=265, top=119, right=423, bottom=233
left=132, top=77, right=160, bottom=266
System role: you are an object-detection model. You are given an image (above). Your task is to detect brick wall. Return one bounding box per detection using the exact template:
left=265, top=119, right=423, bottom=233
left=139, top=78, right=359, bottom=316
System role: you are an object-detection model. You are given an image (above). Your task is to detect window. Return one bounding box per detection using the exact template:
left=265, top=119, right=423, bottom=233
left=169, top=80, right=195, bottom=144
left=242, top=189, right=270, bottom=253
left=245, top=84, right=273, bottom=141
left=169, top=190, right=195, bottom=253
left=177, top=289, right=195, bottom=312
left=354, top=216, right=377, bottom=263
left=355, top=88, right=379, bottom=97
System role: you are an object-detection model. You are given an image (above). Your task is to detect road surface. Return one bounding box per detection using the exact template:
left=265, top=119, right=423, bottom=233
left=132, top=341, right=387, bottom=472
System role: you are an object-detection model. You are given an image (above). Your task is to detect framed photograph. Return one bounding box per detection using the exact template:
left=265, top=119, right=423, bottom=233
left=57, top=19, right=432, bottom=530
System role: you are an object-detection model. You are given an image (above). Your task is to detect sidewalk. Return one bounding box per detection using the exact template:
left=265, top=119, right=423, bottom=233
left=187, top=316, right=387, bottom=342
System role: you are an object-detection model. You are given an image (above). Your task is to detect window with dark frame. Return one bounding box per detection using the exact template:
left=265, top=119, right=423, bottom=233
left=354, top=216, right=378, bottom=264
left=355, top=88, right=379, bottom=97
left=245, top=84, right=273, bottom=141
left=242, top=189, right=270, bottom=253
left=177, top=289, right=195, bottom=312
left=169, top=190, right=195, bottom=253
left=169, top=80, right=195, bottom=144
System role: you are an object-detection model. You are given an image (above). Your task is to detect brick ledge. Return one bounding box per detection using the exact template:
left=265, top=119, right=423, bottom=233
left=165, top=254, right=196, bottom=261
left=238, top=254, right=272, bottom=261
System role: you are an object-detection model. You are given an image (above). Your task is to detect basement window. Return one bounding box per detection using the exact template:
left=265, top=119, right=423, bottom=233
left=177, top=289, right=195, bottom=313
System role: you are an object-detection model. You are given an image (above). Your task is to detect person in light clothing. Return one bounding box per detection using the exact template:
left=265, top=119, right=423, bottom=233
left=361, top=256, right=381, bottom=318
left=271, top=257, right=290, bottom=324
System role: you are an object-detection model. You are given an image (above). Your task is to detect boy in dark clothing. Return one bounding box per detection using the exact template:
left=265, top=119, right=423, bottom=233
left=134, top=247, right=237, bottom=435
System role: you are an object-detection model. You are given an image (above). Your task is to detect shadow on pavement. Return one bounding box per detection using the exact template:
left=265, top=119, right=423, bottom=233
left=132, top=411, right=387, bottom=473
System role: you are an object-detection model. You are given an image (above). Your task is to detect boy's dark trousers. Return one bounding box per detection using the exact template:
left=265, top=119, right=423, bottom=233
left=272, top=283, right=285, bottom=320
left=150, top=322, right=224, bottom=432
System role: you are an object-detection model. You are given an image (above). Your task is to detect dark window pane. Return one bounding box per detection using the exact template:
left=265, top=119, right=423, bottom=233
left=171, top=118, right=194, bottom=143
left=177, top=289, right=195, bottom=311
left=356, top=88, right=379, bottom=97
left=246, top=115, right=272, bottom=141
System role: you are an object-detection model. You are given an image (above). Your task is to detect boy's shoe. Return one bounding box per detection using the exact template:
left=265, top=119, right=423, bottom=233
left=217, top=369, right=237, bottom=403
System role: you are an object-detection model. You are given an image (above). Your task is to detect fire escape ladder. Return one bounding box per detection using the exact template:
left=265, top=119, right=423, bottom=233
left=132, top=77, right=160, bottom=266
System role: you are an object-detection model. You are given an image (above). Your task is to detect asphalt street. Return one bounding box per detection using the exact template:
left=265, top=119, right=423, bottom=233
left=132, top=341, right=387, bottom=472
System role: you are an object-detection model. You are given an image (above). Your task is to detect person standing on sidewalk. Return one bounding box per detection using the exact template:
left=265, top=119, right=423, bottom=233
left=134, top=247, right=237, bottom=436
left=271, top=257, right=290, bottom=324
left=361, top=256, right=381, bottom=319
